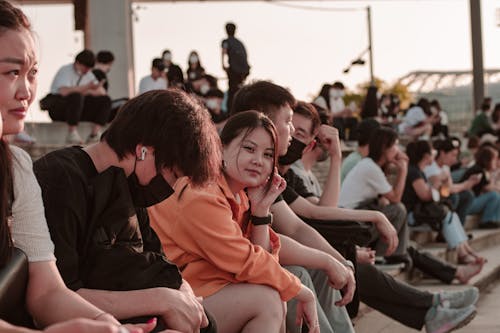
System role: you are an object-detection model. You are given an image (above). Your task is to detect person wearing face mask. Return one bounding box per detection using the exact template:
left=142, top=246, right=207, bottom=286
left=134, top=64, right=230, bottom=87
left=204, top=88, right=227, bottom=130
left=40, top=49, right=112, bottom=144
left=137, top=58, right=167, bottom=95
left=161, top=49, right=184, bottom=89
left=93, top=50, right=129, bottom=123
left=186, top=50, right=205, bottom=82
left=329, top=82, right=359, bottom=141
left=33, top=90, right=221, bottom=333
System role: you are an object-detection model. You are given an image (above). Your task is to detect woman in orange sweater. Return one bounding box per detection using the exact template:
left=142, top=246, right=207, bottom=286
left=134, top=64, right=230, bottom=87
left=149, top=111, right=319, bottom=333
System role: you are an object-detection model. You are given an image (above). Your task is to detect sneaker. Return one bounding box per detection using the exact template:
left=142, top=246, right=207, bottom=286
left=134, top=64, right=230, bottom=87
left=438, top=287, right=479, bottom=309
left=66, top=130, right=83, bottom=144
left=14, top=131, right=36, bottom=144
left=425, top=304, right=476, bottom=333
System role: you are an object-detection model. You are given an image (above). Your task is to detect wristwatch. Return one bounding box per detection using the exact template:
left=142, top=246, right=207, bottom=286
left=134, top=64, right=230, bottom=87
left=343, top=260, right=355, bottom=272
left=250, top=214, right=273, bottom=226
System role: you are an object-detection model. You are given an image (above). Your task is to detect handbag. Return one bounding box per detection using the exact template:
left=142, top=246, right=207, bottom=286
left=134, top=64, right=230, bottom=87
left=412, top=201, right=449, bottom=231
left=0, top=247, right=34, bottom=327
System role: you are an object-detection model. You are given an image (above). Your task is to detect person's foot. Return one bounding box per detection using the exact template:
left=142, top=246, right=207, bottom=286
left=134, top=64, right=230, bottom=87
left=456, top=263, right=484, bottom=284
left=425, top=304, right=477, bottom=333
left=356, top=247, right=376, bottom=264
left=437, top=287, right=479, bottom=308
left=66, top=130, right=83, bottom=144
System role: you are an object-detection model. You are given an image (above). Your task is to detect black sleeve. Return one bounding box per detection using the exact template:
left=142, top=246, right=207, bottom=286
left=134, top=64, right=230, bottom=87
left=282, top=185, right=300, bottom=205
left=34, top=156, right=87, bottom=291
left=461, top=165, right=487, bottom=196
left=284, top=169, right=316, bottom=199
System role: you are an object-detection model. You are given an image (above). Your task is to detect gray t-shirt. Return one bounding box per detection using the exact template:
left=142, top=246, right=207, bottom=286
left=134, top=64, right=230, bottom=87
left=10, top=145, right=56, bottom=262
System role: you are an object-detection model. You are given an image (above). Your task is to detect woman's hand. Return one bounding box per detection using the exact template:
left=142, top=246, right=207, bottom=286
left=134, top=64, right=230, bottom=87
left=295, top=285, right=319, bottom=333
left=247, top=172, right=287, bottom=217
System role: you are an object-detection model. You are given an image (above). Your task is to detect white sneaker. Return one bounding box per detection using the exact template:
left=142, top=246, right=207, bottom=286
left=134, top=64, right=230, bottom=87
left=438, top=287, right=479, bottom=309
left=66, top=130, right=83, bottom=144
left=425, top=304, right=476, bottom=333
left=14, top=131, right=36, bottom=144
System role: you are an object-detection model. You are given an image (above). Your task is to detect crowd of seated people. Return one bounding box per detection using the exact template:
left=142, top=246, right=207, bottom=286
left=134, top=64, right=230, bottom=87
left=3, top=1, right=498, bottom=333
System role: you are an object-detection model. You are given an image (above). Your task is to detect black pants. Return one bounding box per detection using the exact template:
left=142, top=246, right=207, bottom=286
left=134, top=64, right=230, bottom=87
left=226, top=69, right=248, bottom=114
left=332, top=117, right=358, bottom=141
left=46, top=93, right=111, bottom=126
left=358, top=263, right=433, bottom=330
left=408, top=246, right=456, bottom=284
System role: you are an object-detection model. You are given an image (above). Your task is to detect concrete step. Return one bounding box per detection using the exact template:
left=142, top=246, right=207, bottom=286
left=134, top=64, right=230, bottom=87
left=23, top=121, right=98, bottom=144
left=352, top=232, right=500, bottom=332
left=353, top=243, right=500, bottom=332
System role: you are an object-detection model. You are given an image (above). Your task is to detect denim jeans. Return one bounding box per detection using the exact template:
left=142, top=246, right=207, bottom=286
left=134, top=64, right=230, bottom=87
left=409, top=211, right=467, bottom=248
left=449, top=190, right=475, bottom=224
left=467, top=191, right=500, bottom=224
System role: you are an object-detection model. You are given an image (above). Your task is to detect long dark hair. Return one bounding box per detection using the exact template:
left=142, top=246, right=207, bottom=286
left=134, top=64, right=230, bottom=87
left=220, top=111, right=278, bottom=192
left=0, top=140, right=13, bottom=267
left=0, top=0, right=32, bottom=266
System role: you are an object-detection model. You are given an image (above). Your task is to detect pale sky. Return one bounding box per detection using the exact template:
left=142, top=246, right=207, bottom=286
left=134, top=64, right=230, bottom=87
left=19, top=0, right=500, bottom=122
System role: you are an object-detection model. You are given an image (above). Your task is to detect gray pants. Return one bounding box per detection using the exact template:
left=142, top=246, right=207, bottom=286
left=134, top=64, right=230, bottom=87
left=284, top=266, right=355, bottom=333
left=366, top=202, right=409, bottom=256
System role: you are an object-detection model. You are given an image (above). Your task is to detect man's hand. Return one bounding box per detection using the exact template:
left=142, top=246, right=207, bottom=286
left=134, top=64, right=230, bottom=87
left=393, top=150, right=409, bottom=171
left=322, top=257, right=356, bottom=306
left=336, top=269, right=356, bottom=307
left=317, top=125, right=341, bottom=160
left=373, top=211, right=398, bottom=256
left=159, top=282, right=208, bottom=333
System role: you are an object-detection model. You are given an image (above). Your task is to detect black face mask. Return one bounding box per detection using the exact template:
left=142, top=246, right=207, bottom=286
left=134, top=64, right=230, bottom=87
left=127, top=171, right=175, bottom=208
left=278, top=137, right=307, bottom=165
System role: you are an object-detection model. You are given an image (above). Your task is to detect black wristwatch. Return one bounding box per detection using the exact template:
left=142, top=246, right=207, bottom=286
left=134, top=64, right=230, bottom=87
left=250, top=214, right=273, bottom=226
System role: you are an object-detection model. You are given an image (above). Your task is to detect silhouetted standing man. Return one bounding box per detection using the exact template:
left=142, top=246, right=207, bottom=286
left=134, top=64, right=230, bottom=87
left=221, top=22, right=250, bottom=113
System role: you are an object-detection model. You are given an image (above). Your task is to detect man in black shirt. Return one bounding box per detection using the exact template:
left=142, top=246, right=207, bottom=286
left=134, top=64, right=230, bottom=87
left=221, top=22, right=250, bottom=113
left=34, top=90, right=220, bottom=333
left=161, top=49, right=184, bottom=89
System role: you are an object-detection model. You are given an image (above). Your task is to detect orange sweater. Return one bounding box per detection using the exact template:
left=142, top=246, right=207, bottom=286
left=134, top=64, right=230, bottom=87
left=148, top=176, right=301, bottom=301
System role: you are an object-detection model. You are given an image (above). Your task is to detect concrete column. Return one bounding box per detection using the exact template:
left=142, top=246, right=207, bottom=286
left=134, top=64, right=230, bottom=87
left=87, top=0, right=135, bottom=99
left=470, top=0, right=484, bottom=112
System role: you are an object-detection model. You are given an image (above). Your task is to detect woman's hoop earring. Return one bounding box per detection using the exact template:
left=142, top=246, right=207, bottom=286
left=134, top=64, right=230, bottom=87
left=222, top=160, right=227, bottom=169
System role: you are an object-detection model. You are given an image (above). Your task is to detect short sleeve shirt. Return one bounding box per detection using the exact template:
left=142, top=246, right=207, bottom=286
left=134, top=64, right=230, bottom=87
left=402, top=164, right=426, bottom=211
left=50, top=63, right=96, bottom=94
left=221, top=36, right=250, bottom=74
left=339, top=157, right=392, bottom=208
left=340, top=151, right=362, bottom=183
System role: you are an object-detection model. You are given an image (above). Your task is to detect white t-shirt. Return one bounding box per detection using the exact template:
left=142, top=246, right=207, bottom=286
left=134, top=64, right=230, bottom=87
left=10, top=146, right=56, bottom=262
left=398, top=106, right=427, bottom=133
left=424, top=161, right=450, bottom=180
left=330, top=97, right=346, bottom=115
left=50, top=63, right=97, bottom=94
left=339, top=157, right=392, bottom=208
left=138, top=75, right=167, bottom=95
